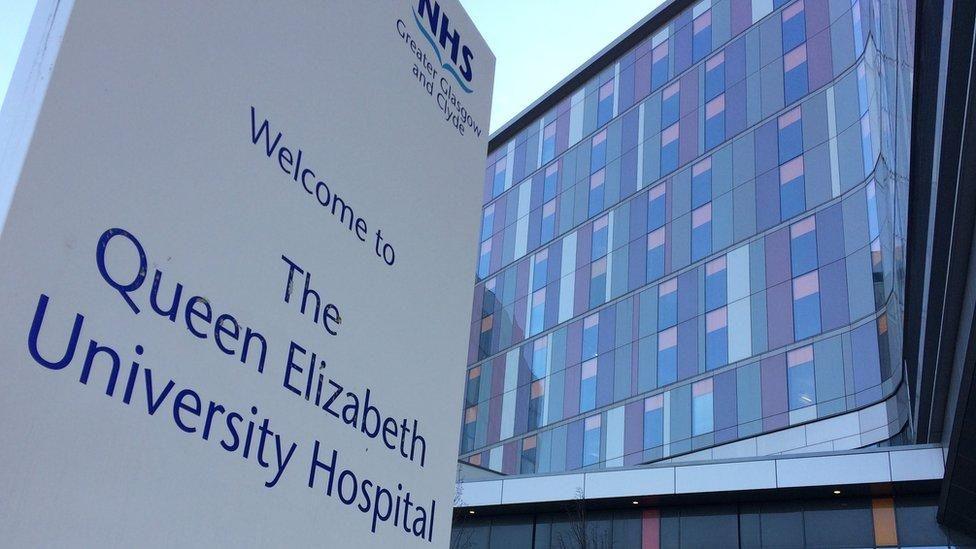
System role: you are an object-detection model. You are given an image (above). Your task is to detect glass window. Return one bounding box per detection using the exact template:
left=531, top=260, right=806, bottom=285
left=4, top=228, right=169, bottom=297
left=465, top=366, right=481, bottom=407
left=643, top=395, right=664, bottom=448
left=481, top=204, right=495, bottom=241
left=662, top=82, right=680, bottom=127
left=693, top=159, right=712, bottom=209
left=528, top=381, right=545, bottom=430
left=590, top=258, right=608, bottom=308
left=529, top=289, right=545, bottom=336
left=658, top=278, right=678, bottom=328
left=541, top=122, right=556, bottom=165
left=520, top=435, right=537, bottom=474
left=598, top=81, right=614, bottom=127
left=462, top=406, right=477, bottom=452
left=780, top=157, right=806, bottom=221
left=652, top=41, right=669, bottom=90
left=647, top=228, right=666, bottom=282
left=705, top=51, right=725, bottom=101
left=532, top=338, right=549, bottom=380
left=661, top=123, right=680, bottom=175
left=543, top=163, right=559, bottom=202
left=692, top=379, right=714, bottom=435
left=591, top=129, right=608, bottom=173
left=787, top=346, right=815, bottom=409
left=541, top=199, right=556, bottom=243
left=648, top=183, right=667, bottom=230
left=778, top=107, right=803, bottom=163
left=793, top=271, right=821, bottom=340
left=482, top=277, right=497, bottom=316
left=705, top=94, right=725, bottom=150
left=478, top=239, right=492, bottom=279
left=532, top=249, right=549, bottom=291
left=479, top=315, right=493, bottom=359
left=692, top=10, right=712, bottom=63
left=871, top=237, right=884, bottom=305
left=706, top=308, right=728, bottom=370
left=582, top=314, right=599, bottom=359
left=866, top=181, right=879, bottom=240
left=790, top=216, right=817, bottom=275
left=492, top=158, right=506, bottom=198
left=589, top=169, right=606, bottom=217
left=781, top=1, right=806, bottom=52
left=783, top=44, right=809, bottom=105
left=705, top=256, right=727, bottom=311
left=592, top=215, right=610, bottom=260
left=692, top=203, right=712, bottom=262
left=583, top=415, right=601, bottom=466
left=658, top=327, right=677, bottom=385
left=581, top=360, right=598, bottom=412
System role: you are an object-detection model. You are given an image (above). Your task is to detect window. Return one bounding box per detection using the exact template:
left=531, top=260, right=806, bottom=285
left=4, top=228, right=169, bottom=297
left=541, top=200, right=556, bottom=243
left=643, top=395, right=664, bottom=448
left=706, top=308, right=728, bottom=370
left=662, top=83, right=680, bottom=127
left=531, top=338, right=549, bottom=380
left=590, top=258, right=608, bottom=308
left=790, top=217, right=817, bottom=276
left=787, top=346, right=815, bottom=409
left=661, top=123, right=680, bottom=175
left=692, top=379, right=714, bottom=435
left=658, top=327, right=677, bottom=385
left=520, top=435, right=537, bottom=474
left=481, top=204, right=494, bottom=241
left=532, top=249, right=549, bottom=291
left=492, top=158, right=506, bottom=198
left=866, top=180, right=879, bottom=240
left=581, top=360, right=598, bottom=412
left=652, top=41, right=669, bottom=91
left=778, top=107, right=803, bottom=163
left=591, top=129, right=608, bottom=173
left=692, top=203, right=712, bottom=261
left=582, top=314, right=599, bottom=359
left=647, top=183, right=667, bottom=230
left=658, top=278, right=678, bottom=328
left=598, top=80, right=615, bottom=127
left=541, top=122, right=557, bottom=164
left=871, top=237, right=884, bottom=305
left=465, top=367, right=481, bottom=409
left=583, top=415, right=602, bottom=466
left=705, top=94, right=725, bottom=150
left=478, top=239, right=492, bottom=279
left=482, top=277, right=496, bottom=316
left=692, top=10, right=712, bottom=63
left=462, top=406, right=478, bottom=452
left=793, top=271, right=821, bottom=340
left=529, top=289, right=545, bottom=336
left=783, top=44, right=808, bottom=105
left=589, top=169, right=606, bottom=217
left=528, top=381, right=545, bottom=430
left=543, top=163, right=559, bottom=202
left=647, top=228, right=666, bottom=282
left=780, top=157, right=806, bottom=221
left=705, top=51, right=725, bottom=101
left=705, top=256, right=727, bottom=311
left=592, top=215, right=610, bottom=260
left=479, top=316, right=493, bottom=359
left=781, top=1, right=806, bottom=52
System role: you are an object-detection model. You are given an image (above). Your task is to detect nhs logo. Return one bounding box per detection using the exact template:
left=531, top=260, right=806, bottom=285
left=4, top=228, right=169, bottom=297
left=413, top=0, right=475, bottom=93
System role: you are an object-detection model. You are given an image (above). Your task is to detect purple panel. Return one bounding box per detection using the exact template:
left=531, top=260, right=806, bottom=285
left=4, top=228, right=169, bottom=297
left=765, top=228, right=792, bottom=286
left=677, top=318, right=699, bottom=381
left=516, top=260, right=530, bottom=299
left=549, top=242, right=563, bottom=280
left=726, top=37, right=747, bottom=85
left=578, top=223, right=593, bottom=268
left=597, top=351, right=615, bottom=407
left=680, top=71, right=699, bottom=117
left=631, top=341, right=641, bottom=394
left=674, top=25, right=693, bottom=74
left=567, top=320, right=583, bottom=367
left=527, top=208, right=541, bottom=250
left=852, top=321, right=882, bottom=391
left=635, top=52, right=653, bottom=102
left=760, top=353, right=789, bottom=430
left=493, top=193, right=508, bottom=233
left=619, top=61, right=636, bottom=113
left=806, top=32, right=833, bottom=90
left=518, top=344, right=532, bottom=386
left=726, top=81, right=748, bottom=137
left=564, top=364, right=581, bottom=418
left=756, top=170, right=782, bottom=231
left=624, top=401, right=644, bottom=466
left=566, top=420, right=584, bottom=471
left=487, top=395, right=502, bottom=444
left=679, top=113, right=699, bottom=165
left=816, top=203, right=846, bottom=265
left=512, top=297, right=527, bottom=344
left=677, top=269, right=699, bottom=322
left=806, top=0, right=831, bottom=34
left=629, top=239, right=647, bottom=292
left=622, top=109, right=640, bottom=151
left=630, top=193, right=648, bottom=239
left=574, top=268, right=589, bottom=316
left=754, top=121, right=779, bottom=176
left=530, top=172, right=545, bottom=210
left=766, top=281, right=795, bottom=349
left=503, top=441, right=518, bottom=474
left=514, top=384, right=529, bottom=435
left=483, top=165, right=493, bottom=203
left=556, top=110, right=571, bottom=155
left=491, top=355, right=506, bottom=398
left=730, top=0, right=753, bottom=36
left=714, top=370, right=738, bottom=431
left=819, top=260, right=850, bottom=331
left=621, top=148, right=639, bottom=198
left=513, top=141, right=527, bottom=182
left=471, top=282, right=485, bottom=322
left=599, top=307, right=616, bottom=353
left=545, top=283, right=560, bottom=329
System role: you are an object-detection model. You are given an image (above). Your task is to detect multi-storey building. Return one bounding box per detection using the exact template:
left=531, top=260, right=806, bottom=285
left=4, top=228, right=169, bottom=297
left=452, top=0, right=976, bottom=546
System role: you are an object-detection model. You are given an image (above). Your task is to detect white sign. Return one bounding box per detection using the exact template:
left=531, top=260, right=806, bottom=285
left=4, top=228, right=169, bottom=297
left=0, top=1, right=493, bottom=546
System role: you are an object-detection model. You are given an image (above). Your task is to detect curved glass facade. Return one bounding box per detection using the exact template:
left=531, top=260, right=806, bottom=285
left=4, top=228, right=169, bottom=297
left=461, top=0, right=914, bottom=475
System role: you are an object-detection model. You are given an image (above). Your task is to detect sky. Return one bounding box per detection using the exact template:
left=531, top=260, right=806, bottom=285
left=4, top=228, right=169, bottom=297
left=0, top=1, right=665, bottom=132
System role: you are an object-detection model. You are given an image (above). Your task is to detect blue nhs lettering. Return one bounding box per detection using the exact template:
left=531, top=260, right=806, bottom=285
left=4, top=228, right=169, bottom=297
left=415, top=0, right=475, bottom=90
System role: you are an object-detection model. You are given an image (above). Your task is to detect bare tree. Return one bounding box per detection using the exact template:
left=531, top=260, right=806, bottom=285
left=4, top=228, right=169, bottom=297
left=450, top=466, right=477, bottom=549
left=556, top=489, right=613, bottom=549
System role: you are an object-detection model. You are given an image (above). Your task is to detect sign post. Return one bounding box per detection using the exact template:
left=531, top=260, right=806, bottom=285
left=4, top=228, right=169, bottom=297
left=0, top=1, right=493, bottom=546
